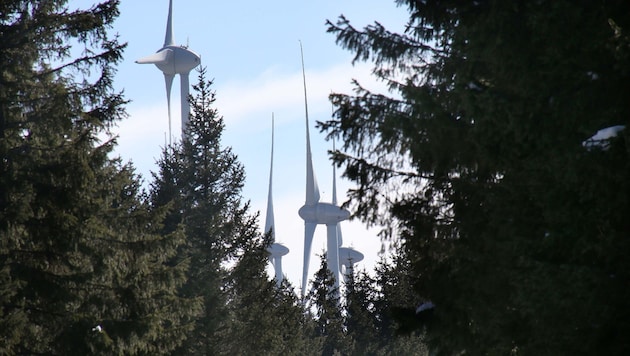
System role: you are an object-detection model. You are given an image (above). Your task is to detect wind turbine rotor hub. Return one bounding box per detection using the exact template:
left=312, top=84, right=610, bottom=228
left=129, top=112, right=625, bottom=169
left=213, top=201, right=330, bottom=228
left=153, top=46, right=200, bottom=75
left=298, top=202, right=350, bottom=225
left=267, top=243, right=290, bottom=257
left=338, top=247, right=364, bottom=267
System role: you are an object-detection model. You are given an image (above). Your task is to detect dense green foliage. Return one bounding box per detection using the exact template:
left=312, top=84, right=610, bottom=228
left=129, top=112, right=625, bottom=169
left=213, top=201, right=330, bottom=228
left=324, top=0, right=630, bottom=354
left=1, top=1, right=467, bottom=354
left=223, top=232, right=316, bottom=355
left=0, top=1, right=200, bottom=353
left=301, top=252, right=428, bottom=356
left=308, top=254, right=351, bottom=355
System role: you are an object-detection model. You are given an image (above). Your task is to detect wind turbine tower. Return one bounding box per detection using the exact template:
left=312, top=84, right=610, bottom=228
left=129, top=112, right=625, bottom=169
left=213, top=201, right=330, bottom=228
left=265, top=115, right=289, bottom=287
left=298, top=44, right=350, bottom=297
left=136, top=0, right=201, bottom=142
left=331, top=139, right=364, bottom=287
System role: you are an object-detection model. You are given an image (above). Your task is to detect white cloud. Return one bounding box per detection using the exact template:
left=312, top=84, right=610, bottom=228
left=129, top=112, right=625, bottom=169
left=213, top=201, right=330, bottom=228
left=216, top=60, right=389, bottom=128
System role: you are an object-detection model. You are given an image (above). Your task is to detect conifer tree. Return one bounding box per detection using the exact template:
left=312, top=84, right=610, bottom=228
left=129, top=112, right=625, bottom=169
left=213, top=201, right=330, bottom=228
left=342, top=252, right=429, bottom=355
left=343, top=268, right=379, bottom=355
left=223, top=232, right=315, bottom=355
left=0, top=1, right=200, bottom=353
left=307, top=253, right=350, bottom=356
left=324, top=0, right=630, bottom=354
left=79, top=163, right=201, bottom=355
left=150, top=68, right=260, bottom=354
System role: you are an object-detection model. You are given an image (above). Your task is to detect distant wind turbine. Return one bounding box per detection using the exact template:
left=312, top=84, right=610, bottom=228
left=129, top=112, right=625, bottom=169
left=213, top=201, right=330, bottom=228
left=338, top=247, right=364, bottom=285
left=136, top=0, right=201, bottom=142
left=298, top=43, right=350, bottom=297
left=265, top=114, right=289, bottom=287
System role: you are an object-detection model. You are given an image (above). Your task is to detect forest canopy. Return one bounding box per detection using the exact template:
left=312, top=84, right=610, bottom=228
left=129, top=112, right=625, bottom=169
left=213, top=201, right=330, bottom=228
left=324, top=0, right=630, bottom=354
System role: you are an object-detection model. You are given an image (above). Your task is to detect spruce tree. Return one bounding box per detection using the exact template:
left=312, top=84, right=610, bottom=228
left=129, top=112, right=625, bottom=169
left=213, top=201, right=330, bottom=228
left=343, top=268, right=379, bottom=355
left=223, top=232, right=315, bottom=355
left=307, top=253, right=350, bottom=356
left=373, top=251, right=429, bottom=355
left=324, top=1, right=630, bottom=354
left=78, top=163, right=201, bottom=355
left=342, top=251, right=429, bottom=355
left=0, top=1, right=200, bottom=354
left=150, top=68, right=259, bottom=354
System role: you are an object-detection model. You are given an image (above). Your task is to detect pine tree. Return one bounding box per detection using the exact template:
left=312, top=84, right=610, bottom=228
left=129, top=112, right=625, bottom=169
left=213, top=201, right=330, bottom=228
left=324, top=1, right=630, bottom=354
left=0, top=1, right=200, bottom=353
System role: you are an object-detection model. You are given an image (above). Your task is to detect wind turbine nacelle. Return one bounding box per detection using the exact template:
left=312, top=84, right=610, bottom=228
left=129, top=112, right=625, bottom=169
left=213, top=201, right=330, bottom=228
left=298, top=202, right=350, bottom=225
left=267, top=242, right=289, bottom=258
left=154, top=46, right=201, bottom=75
left=339, top=247, right=364, bottom=267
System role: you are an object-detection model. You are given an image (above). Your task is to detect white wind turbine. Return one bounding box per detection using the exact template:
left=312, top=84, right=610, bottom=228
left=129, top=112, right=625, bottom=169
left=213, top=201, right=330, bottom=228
left=136, top=0, right=201, bottom=142
left=339, top=247, right=364, bottom=285
left=298, top=44, right=350, bottom=297
left=265, top=115, right=289, bottom=287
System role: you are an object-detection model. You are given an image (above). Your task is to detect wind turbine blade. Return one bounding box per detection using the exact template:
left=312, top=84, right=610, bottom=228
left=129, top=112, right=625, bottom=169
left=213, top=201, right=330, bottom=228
left=301, top=222, right=317, bottom=297
left=305, top=126, right=320, bottom=205
left=264, top=115, right=275, bottom=239
left=300, top=42, right=320, bottom=205
left=136, top=49, right=171, bottom=65
left=336, top=223, right=343, bottom=247
left=164, top=0, right=175, bottom=46
left=180, top=72, right=191, bottom=135
left=326, top=224, right=341, bottom=291
left=164, top=73, right=175, bottom=143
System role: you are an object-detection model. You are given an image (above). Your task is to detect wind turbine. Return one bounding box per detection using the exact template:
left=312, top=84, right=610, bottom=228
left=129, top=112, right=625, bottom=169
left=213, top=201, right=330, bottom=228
left=298, top=43, right=350, bottom=297
left=136, top=0, right=201, bottom=142
left=338, top=247, right=364, bottom=285
left=265, top=115, right=289, bottom=287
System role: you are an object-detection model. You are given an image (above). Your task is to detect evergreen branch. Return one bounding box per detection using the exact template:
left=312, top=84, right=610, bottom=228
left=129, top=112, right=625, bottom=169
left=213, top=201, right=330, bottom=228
left=326, top=15, right=439, bottom=67
left=333, top=151, right=433, bottom=180
left=37, top=44, right=125, bottom=78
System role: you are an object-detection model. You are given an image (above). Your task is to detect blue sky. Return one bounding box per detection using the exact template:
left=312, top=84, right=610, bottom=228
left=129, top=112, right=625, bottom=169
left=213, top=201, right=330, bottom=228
left=75, top=0, right=409, bottom=289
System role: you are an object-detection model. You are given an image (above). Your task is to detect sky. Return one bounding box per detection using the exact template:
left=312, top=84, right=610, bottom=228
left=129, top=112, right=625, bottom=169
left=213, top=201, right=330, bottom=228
left=72, top=0, right=409, bottom=290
